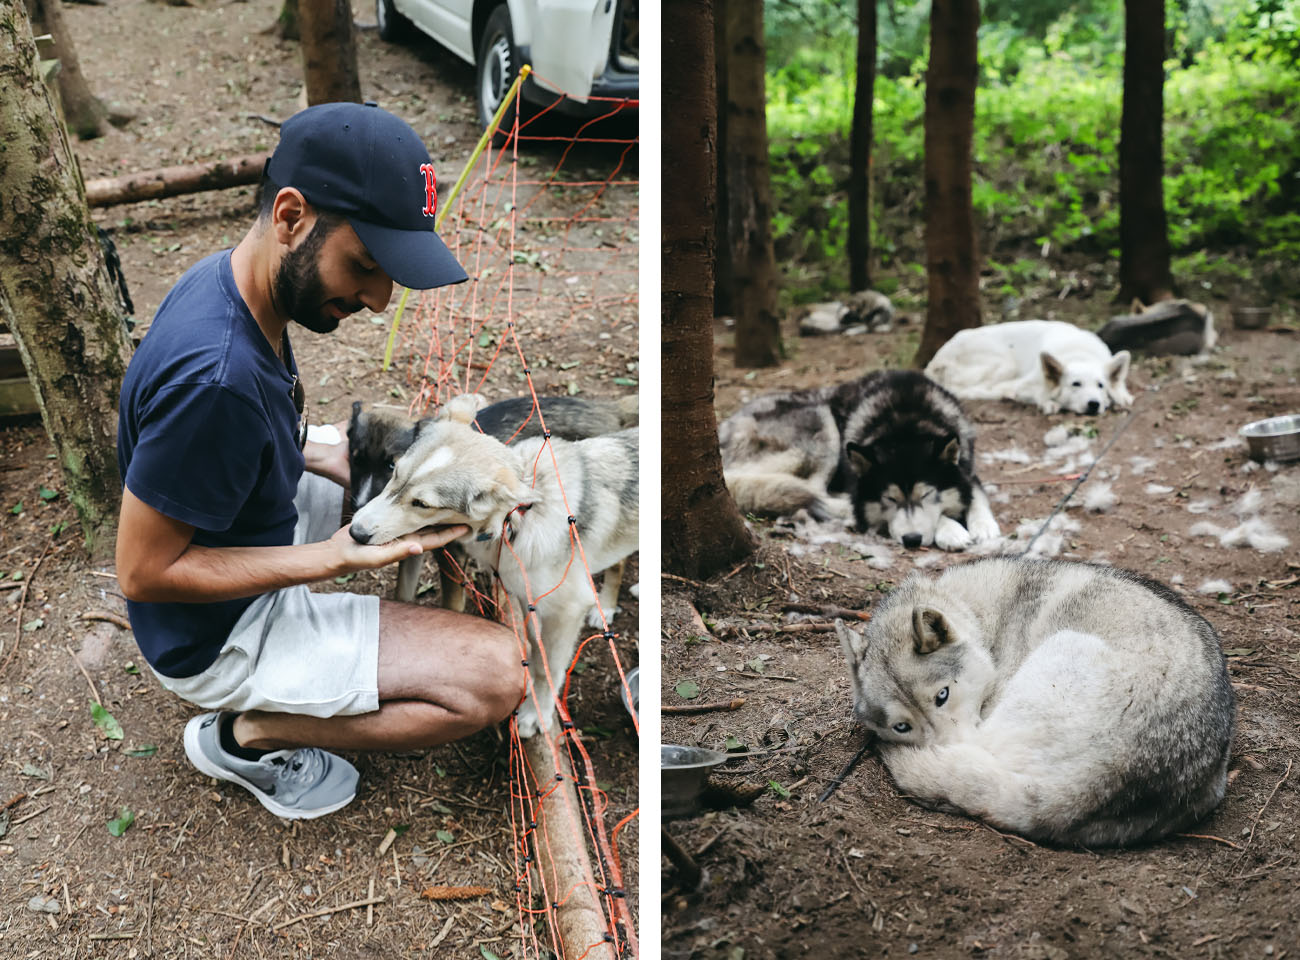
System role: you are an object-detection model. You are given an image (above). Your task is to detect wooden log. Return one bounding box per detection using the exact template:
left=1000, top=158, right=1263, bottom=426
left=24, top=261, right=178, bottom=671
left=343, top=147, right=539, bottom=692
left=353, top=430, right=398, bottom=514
left=84, top=154, right=268, bottom=208
left=521, top=735, right=617, bottom=960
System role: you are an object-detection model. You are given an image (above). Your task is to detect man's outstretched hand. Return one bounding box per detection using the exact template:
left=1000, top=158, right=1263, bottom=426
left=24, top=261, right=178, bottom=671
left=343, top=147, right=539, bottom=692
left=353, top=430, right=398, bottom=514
left=327, top=523, right=470, bottom=575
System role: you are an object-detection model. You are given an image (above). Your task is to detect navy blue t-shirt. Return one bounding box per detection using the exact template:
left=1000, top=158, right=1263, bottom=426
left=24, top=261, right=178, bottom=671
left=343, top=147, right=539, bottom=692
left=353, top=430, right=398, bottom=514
left=118, top=250, right=306, bottom=678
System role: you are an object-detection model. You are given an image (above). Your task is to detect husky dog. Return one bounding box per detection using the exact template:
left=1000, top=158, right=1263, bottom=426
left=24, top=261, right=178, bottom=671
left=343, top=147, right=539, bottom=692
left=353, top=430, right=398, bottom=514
left=719, top=370, right=1000, bottom=551
left=349, top=395, right=634, bottom=608
left=837, top=558, right=1235, bottom=847
left=924, top=319, right=1134, bottom=415
left=349, top=399, right=639, bottom=737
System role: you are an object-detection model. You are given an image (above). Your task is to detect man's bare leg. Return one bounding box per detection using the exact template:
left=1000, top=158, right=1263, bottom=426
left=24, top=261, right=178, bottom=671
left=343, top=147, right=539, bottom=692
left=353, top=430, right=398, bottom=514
left=230, top=600, right=525, bottom=751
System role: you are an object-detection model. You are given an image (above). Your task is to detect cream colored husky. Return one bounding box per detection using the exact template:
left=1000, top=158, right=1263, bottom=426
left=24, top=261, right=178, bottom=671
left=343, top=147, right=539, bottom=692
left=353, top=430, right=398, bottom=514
left=349, top=395, right=639, bottom=737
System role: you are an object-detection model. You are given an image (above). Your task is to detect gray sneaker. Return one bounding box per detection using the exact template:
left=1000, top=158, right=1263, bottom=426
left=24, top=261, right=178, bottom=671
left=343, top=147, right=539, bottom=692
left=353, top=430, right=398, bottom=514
left=183, top=712, right=359, bottom=820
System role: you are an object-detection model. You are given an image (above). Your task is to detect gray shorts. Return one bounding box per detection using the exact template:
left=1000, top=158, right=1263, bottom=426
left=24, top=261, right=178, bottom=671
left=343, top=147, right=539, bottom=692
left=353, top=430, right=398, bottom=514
left=151, top=472, right=381, bottom=718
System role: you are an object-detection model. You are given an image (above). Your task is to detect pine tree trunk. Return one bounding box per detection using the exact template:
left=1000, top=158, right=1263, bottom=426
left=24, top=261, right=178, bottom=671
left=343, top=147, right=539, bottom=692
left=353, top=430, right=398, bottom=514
left=663, top=0, right=755, bottom=580
left=298, top=0, right=361, bottom=106
left=718, top=0, right=781, bottom=368
left=30, top=0, right=106, bottom=138
left=0, top=2, right=134, bottom=555
left=276, top=0, right=300, bottom=42
left=712, top=1, right=732, bottom=319
left=1118, top=0, right=1173, bottom=305
left=849, top=0, right=877, bottom=292
left=915, top=0, right=982, bottom=369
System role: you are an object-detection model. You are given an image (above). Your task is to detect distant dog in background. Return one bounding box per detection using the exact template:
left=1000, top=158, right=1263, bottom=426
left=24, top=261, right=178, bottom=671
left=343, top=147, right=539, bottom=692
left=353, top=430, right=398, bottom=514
left=348, top=394, right=635, bottom=612
left=719, top=370, right=1000, bottom=551
left=925, top=319, right=1133, bottom=415
left=350, top=397, right=639, bottom=737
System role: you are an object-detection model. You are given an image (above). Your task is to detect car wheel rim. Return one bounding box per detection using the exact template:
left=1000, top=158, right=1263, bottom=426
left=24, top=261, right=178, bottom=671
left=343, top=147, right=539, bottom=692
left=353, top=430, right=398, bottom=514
left=481, top=34, right=512, bottom=116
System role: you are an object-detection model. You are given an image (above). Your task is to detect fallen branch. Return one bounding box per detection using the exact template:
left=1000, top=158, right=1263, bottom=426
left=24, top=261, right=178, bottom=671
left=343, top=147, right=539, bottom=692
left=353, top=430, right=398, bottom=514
left=67, top=645, right=102, bottom=707
left=89, top=932, right=137, bottom=941
left=79, top=611, right=132, bottom=631
left=781, top=602, right=871, bottom=621
left=84, top=153, right=267, bottom=208
left=9, top=803, right=50, bottom=826
left=272, top=896, right=386, bottom=931
left=662, top=698, right=745, bottom=716
left=1176, top=832, right=1243, bottom=850
left=1, top=543, right=52, bottom=674
left=819, top=737, right=875, bottom=803
left=716, top=621, right=837, bottom=639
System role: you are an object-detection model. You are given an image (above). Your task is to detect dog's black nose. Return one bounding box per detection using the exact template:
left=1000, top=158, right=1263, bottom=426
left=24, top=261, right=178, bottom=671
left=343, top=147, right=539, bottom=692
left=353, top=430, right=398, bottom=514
left=902, top=533, right=923, bottom=550
left=1086, top=400, right=1101, bottom=414
left=349, top=525, right=372, bottom=545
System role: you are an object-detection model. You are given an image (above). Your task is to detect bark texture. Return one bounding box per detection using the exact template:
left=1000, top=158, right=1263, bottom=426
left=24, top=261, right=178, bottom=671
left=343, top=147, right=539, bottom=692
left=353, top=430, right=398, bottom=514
left=298, top=0, right=361, bottom=105
left=663, top=0, right=756, bottom=580
left=716, top=0, right=781, bottom=368
left=1118, top=0, right=1174, bottom=305
left=915, top=0, right=982, bottom=369
left=0, top=1, right=134, bottom=554
left=849, top=0, right=877, bottom=292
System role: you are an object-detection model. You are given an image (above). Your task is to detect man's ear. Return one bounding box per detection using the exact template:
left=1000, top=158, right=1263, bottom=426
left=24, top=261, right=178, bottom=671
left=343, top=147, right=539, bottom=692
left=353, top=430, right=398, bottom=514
left=271, top=187, right=311, bottom=246
left=1040, top=351, right=1065, bottom=387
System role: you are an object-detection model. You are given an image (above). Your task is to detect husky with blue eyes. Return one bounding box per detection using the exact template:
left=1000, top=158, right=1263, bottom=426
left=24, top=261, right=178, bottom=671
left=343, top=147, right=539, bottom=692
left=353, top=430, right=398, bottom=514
left=837, top=557, right=1235, bottom=847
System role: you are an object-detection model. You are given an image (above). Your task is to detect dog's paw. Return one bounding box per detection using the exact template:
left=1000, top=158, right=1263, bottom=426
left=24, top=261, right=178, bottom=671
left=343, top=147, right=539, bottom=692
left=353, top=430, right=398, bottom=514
left=514, top=703, right=544, bottom=739
left=934, top=518, right=974, bottom=552
left=586, top=603, right=620, bottom=628
left=966, top=511, right=1001, bottom=543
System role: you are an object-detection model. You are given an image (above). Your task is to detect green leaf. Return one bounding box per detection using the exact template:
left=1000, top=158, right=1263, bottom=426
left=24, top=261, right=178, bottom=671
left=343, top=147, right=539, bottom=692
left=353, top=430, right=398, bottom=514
left=477, top=331, right=493, bottom=348
left=566, top=380, right=581, bottom=396
left=612, top=377, right=637, bottom=386
left=480, top=947, right=501, bottom=960
left=10, top=502, right=22, bottom=515
left=38, top=487, right=58, bottom=502
left=107, top=807, right=135, bottom=837
left=125, top=745, right=158, bottom=758
left=674, top=680, right=700, bottom=700
left=571, top=660, right=588, bottom=675
left=9, top=571, right=22, bottom=581
left=393, top=824, right=410, bottom=836
left=768, top=780, right=791, bottom=799
left=124, top=661, right=140, bottom=675
left=91, top=702, right=124, bottom=740
left=22, top=618, right=43, bottom=632
left=20, top=763, right=50, bottom=780
left=724, top=735, right=745, bottom=752
left=436, top=829, right=455, bottom=844
left=745, top=657, right=766, bottom=674
left=558, top=360, right=581, bottom=370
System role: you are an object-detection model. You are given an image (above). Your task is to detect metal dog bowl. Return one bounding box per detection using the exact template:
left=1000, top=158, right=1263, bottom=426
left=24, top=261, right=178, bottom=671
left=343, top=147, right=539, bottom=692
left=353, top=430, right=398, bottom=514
left=619, top=667, right=639, bottom=721
left=1232, top=306, right=1272, bottom=330
left=1240, top=414, right=1300, bottom=463
left=662, top=744, right=728, bottom=819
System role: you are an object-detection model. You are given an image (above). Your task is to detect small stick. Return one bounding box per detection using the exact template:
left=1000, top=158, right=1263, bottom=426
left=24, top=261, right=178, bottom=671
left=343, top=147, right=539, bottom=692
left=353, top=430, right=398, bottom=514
left=172, top=812, right=195, bottom=853
left=819, top=738, right=875, bottom=803
left=1, top=543, right=52, bottom=673
left=62, top=881, right=72, bottom=916
left=781, top=602, right=871, bottom=621
left=79, top=612, right=132, bottom=631
left=661, top=827, right=700, bottom=889
left=272, top=896, right=387, bottom=931
left=376, top=828, right=397, bottom=857
left=146, top=875, right=155, bottom=953
left=2, top=793, right=26, bottom=811
left=10, top=803, right=51, bottom=826
left=1175, top=833, right=1243, bottom=849
left=67, top=646, right=102, bottom=707
left=366, top=878, right=375, bottom=927
left=428, top=914, right=456, bottom=948
left=1242, top=759, right=1292, bottom=851
left=65, top=823, right=90, bottom=853
left=841, top=853, right=869, bottom=897
left=89, top=932, right=137, bottom=941
left=721, top=559, right=750, bottom=581
left=392, top=848, right=400, bottom=888
left=694, top=827, right=727, bottom=858
left=663, top=572, right=709, bottom=590
left=662, top=698, right=745, bottom=716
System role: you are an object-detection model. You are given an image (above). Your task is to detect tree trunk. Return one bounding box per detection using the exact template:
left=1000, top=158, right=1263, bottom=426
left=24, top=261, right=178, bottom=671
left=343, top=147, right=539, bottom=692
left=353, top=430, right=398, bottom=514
left=276, top=0, right=300, bottom=42
left=712, top=1, right=732, bottom=318
left=1118, top=0, right=1173, bottom=305
left=717, top=0, right=781, bottom=368
left=298, top=0, right=361, bottom=106
left=29, top=0, right=106, bottom=138
left=0, top=1, right=134, bottom=555
left=85, top=154, right=267, bottom=208
left=914, top=0, right=982, bottom=369
left=663, top=0, right=755, bottom=580
left=849, top=0, right=877, bottom=292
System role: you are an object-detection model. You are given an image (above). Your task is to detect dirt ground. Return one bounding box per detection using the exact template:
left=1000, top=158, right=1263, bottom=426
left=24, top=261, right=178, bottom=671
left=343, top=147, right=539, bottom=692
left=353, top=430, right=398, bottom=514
left=1, top=1, right=638, bottom=956
left=662, top=291, right=1300, bottom=958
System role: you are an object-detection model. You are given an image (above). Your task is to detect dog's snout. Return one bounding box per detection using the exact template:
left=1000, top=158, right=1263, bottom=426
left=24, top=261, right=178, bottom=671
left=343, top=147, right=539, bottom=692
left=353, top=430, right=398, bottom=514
left=1085, top=400, right=1101, bottom=415
left=349, top=524, right=373, bottom=545
left=902, top=533, right=923, bottom=550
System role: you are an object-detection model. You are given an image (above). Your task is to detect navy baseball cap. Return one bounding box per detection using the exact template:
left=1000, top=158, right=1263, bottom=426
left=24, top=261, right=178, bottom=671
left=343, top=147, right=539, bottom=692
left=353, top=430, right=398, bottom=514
left=267, top=101, right=468, bottom=290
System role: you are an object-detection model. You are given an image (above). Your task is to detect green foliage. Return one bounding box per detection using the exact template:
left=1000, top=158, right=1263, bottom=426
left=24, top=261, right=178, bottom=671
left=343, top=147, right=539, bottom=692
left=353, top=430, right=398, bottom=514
left=765, top=0, right=1300, bottom=300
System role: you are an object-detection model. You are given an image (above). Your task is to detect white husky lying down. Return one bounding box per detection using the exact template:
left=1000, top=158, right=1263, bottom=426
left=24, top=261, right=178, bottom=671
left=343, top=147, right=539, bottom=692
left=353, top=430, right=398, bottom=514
left=925, top=320, right=1133, bottom=415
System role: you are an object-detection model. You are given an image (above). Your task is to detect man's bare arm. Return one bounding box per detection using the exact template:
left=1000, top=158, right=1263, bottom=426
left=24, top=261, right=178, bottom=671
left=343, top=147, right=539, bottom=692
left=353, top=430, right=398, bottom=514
left=115, top=485, right=464, bottom=604
left=301, top=419, right=350, bottom=487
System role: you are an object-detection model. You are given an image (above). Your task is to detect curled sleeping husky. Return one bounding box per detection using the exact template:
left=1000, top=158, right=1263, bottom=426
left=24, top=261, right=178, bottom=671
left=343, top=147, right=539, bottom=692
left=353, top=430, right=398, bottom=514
left=349, top=395, right=633, bottom=609
left=924, top=319, right=1134, bottom=415
left=837, top=558, right=1235, bottom=847
left=718, top=370, right=1000, bottom=551
left=349, top=395, right=639, bottom=737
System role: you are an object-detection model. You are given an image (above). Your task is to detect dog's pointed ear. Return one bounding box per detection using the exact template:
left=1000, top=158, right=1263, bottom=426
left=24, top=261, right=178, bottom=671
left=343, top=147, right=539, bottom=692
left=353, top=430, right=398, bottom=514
left=940, top=436, right=961, bottom=465
left=411, top=417, right=434, bottom=442
left=1040, top=351, right=1065, bottom=386
left=835, top=619, right=862, bottom=664
left=1131, top=297, right=1146, bottom=314
left=846, top=441, right=873, bottom=474
left=1106, top=350, right=1131, bottom=389
left=912, top=607, right=954, bottom=655
left=439, top=393, right=487, bottom=425
left=349, top=401, right=363, bottom=439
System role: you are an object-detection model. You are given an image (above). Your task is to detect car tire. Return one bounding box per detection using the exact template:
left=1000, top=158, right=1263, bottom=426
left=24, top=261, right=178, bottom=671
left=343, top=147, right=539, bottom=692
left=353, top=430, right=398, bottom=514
left=476, top=4, right=519, bottom=142
left=376, top=0, right=412, bottom=43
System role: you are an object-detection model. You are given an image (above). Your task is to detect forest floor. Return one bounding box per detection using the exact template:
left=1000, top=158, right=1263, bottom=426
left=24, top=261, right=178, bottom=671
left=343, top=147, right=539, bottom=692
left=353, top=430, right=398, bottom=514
left=0, top=1, right=639, bottom=956
left=662, top=288, right=1300, bottom=958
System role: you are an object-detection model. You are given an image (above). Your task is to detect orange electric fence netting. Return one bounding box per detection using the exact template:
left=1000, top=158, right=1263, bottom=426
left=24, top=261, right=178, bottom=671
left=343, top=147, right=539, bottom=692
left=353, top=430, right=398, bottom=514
left=391, top=74, right=638, bottom=959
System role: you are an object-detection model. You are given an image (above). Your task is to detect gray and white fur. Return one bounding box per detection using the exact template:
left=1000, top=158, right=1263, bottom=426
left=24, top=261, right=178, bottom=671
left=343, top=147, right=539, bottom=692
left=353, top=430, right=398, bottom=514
left=837, top=557, right=1235, bottom=847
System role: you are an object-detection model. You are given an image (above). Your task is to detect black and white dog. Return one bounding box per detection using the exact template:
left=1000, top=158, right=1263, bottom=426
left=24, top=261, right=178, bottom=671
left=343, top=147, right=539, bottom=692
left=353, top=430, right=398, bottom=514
left=719, top=370, right=1000, bottom=551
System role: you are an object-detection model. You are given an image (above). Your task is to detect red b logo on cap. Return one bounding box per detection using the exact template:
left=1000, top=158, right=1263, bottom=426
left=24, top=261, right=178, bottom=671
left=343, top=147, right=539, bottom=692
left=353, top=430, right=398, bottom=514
left=420, top=163, right=438, bottom=218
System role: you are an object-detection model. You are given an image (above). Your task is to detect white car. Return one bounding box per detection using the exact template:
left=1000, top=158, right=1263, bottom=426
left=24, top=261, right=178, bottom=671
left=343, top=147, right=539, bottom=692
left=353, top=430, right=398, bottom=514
left=376, top=0, right=639, bottom=133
